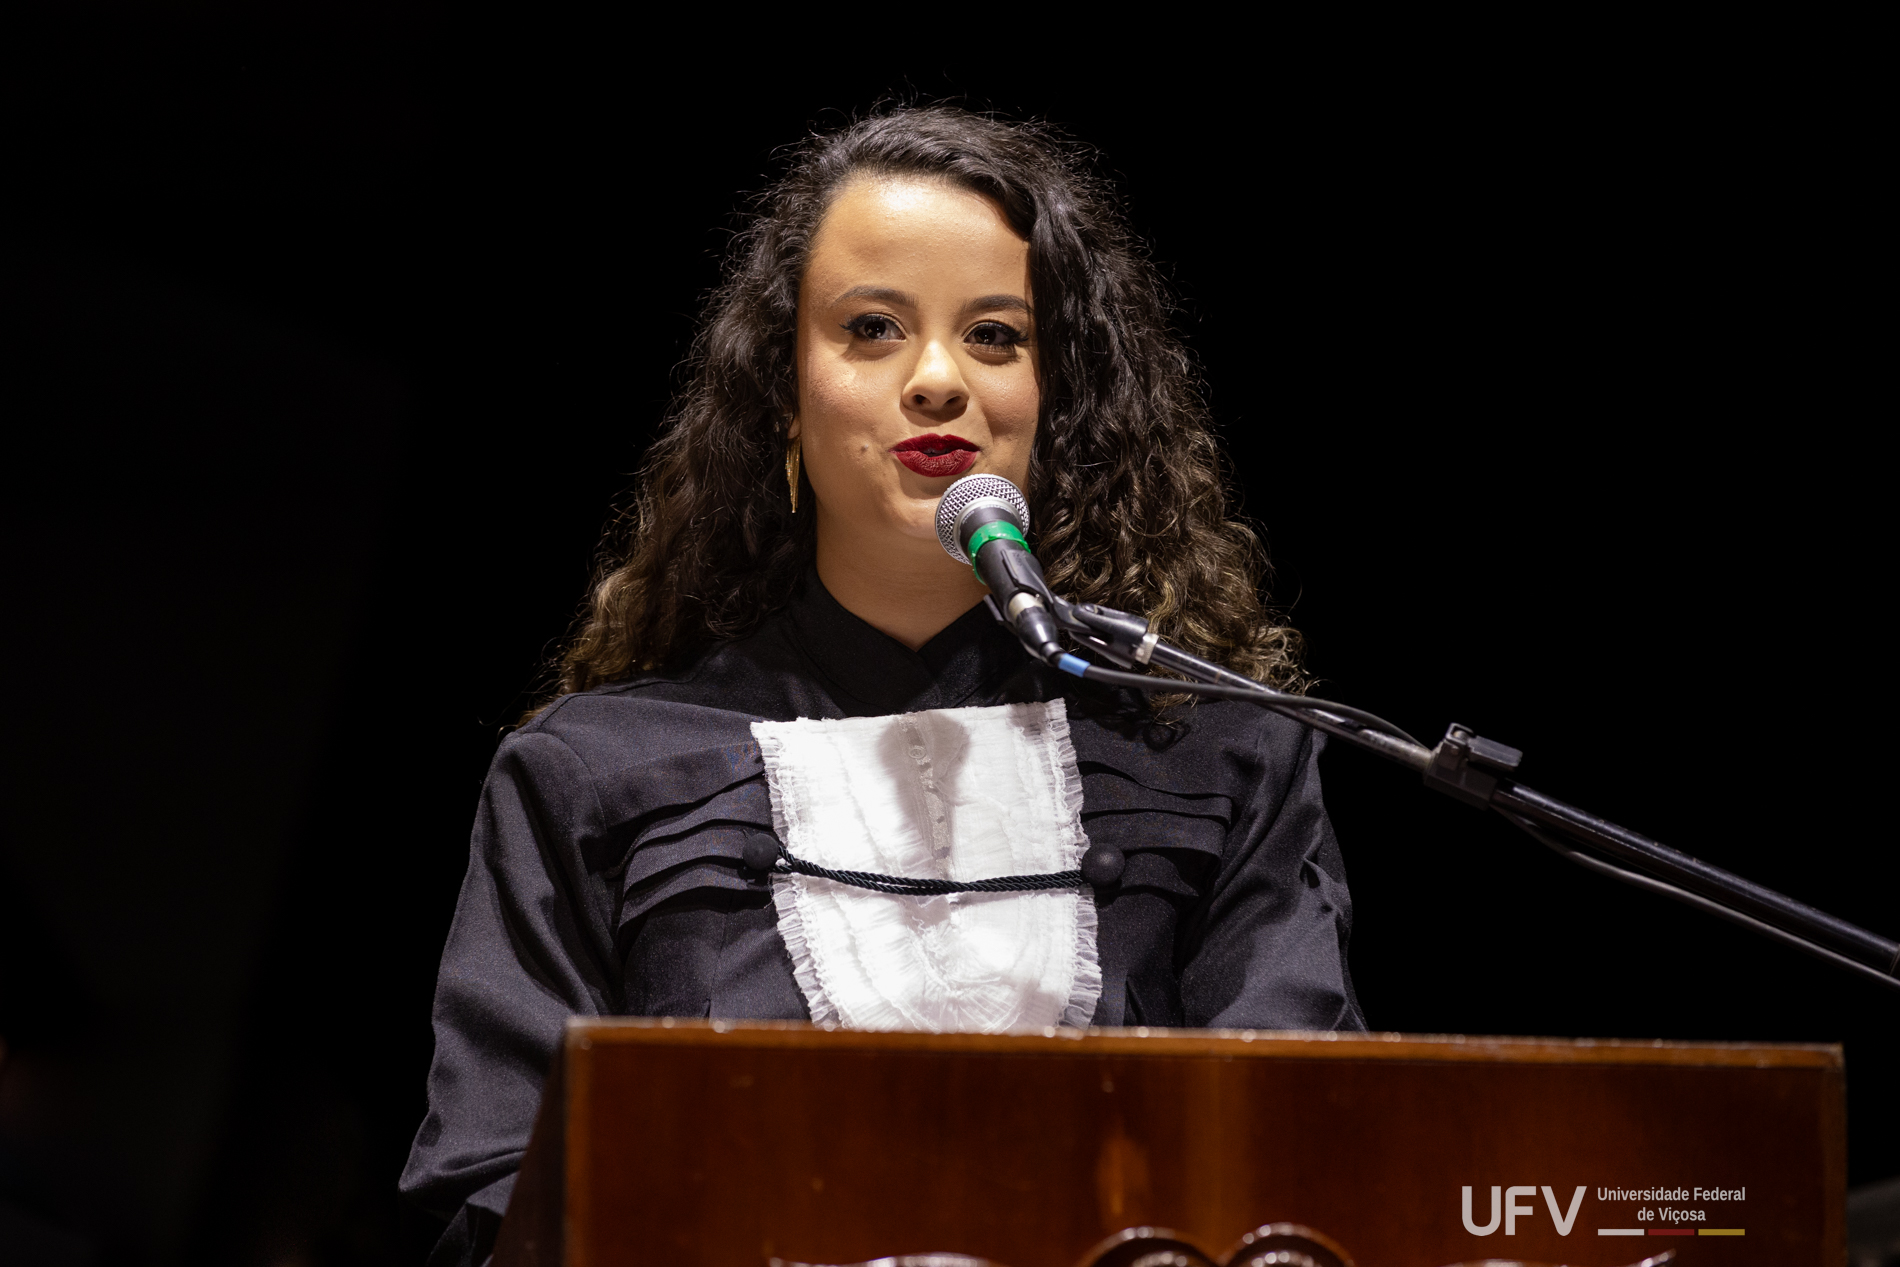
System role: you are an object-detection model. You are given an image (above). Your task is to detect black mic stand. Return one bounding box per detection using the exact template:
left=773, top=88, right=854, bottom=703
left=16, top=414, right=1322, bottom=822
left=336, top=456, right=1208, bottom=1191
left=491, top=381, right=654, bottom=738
left=989, top=592, right=1900, bottom=994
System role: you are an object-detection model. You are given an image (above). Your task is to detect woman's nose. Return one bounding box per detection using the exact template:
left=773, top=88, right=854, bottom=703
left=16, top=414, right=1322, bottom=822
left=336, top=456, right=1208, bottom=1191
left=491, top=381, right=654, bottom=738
left=902, top=339, right=967, bottom=417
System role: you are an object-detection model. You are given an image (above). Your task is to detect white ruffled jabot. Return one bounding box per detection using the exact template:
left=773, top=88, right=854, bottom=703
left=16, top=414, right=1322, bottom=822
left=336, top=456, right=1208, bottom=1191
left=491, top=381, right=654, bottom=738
left=751, top=700, right=1102, bottom=1033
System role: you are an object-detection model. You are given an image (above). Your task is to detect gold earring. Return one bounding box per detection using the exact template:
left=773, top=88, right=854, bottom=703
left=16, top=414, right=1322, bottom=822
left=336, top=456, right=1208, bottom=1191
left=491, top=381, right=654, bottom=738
left=785, top=435, right=801, bottom=514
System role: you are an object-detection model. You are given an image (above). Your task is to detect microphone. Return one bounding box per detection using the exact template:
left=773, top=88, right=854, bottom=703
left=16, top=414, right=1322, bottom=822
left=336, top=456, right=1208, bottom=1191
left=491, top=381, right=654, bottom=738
left=935, top=474, right=1065, bottom=663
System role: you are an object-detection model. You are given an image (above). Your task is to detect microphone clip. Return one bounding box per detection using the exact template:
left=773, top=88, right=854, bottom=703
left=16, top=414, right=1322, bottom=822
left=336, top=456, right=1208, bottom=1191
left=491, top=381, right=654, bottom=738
left=1052, top=598, right=1159, bottom=668
left=981, top=592, right=1163, bottom=673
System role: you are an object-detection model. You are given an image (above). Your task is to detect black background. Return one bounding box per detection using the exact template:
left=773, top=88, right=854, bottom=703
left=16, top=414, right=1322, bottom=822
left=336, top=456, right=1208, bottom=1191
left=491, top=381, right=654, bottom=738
left=3, top=10, right=1890, bottom=1265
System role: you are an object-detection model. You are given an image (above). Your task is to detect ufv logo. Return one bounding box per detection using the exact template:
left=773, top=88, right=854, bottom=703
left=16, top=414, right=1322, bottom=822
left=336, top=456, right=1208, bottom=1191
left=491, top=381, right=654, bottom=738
left=1462, top=1186, right=1586, bottom=1236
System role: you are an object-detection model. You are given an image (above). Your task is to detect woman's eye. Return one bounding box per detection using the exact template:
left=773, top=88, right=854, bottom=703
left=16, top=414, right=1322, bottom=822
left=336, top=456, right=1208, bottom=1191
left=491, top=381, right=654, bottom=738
left=844, top=314, right=903, bottom=341
left=967, top=321, right=1026, bottom=349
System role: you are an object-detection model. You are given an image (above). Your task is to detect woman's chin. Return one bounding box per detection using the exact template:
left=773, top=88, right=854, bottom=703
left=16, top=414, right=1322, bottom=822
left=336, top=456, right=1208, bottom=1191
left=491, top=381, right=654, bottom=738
left=817, top=492, right=952, bottom=551
left=896, top=506, right=951, bottom=544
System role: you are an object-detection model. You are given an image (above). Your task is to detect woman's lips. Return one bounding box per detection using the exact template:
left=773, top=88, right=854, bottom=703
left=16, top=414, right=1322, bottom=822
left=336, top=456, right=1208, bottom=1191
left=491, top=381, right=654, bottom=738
left=891, top=434, right=979, bottom=478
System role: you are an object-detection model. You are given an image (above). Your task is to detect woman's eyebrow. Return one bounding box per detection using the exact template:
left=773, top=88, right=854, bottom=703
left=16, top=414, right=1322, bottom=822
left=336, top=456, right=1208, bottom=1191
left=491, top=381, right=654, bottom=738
left=962, top=294, right=1031, bottom=317
left=834, top=285, right=917, bottom=307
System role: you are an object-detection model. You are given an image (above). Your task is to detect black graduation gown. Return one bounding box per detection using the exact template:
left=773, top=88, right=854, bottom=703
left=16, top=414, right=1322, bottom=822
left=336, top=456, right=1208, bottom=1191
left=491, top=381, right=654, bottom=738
left=399, top=574, right=1365, bottom=1264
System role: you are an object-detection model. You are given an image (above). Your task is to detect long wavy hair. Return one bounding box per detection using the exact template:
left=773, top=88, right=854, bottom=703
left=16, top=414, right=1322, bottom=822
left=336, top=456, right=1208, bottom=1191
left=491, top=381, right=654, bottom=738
left=551, top=106, right=1304, bottom=704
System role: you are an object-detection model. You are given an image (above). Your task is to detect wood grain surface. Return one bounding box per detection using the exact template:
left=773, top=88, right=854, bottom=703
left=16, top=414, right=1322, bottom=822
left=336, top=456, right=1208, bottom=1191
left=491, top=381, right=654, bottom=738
left=493, top=1020, right=1842, bottom=1267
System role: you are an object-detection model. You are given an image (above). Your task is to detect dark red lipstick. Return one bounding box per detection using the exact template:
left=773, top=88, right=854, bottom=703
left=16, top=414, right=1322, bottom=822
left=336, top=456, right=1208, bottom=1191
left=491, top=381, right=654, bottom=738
left=891, top=433, right=979, bottom=478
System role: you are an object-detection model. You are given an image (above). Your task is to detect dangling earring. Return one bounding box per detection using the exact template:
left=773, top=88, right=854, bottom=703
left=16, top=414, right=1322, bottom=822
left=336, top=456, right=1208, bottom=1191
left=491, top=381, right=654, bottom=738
left=785, top=433, right=802, bottom=514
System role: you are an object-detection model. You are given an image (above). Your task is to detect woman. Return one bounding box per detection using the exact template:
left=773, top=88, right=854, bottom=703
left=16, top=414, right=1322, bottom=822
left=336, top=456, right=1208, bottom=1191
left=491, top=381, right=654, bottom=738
left=401, top=106, right=1364, bottom=1263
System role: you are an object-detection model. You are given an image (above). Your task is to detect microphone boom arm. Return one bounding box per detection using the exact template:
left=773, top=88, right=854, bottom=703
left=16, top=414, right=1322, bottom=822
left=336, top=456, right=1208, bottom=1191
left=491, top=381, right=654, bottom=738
left=1016, top=593, right=1900, bottom=994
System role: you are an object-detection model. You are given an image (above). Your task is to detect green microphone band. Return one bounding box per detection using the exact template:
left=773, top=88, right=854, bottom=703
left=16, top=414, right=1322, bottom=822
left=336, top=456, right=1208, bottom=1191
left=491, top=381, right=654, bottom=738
left=963, top=520, right=1027, bottom=571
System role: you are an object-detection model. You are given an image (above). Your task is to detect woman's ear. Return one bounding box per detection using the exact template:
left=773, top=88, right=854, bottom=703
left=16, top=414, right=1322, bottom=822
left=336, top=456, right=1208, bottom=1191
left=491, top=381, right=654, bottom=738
left=787, top=415, right=800, bottom=441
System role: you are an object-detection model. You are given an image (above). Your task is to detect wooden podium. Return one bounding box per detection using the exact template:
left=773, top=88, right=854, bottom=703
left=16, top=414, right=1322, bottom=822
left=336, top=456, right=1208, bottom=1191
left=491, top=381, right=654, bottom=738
left=493, top=1020, right=1843, bottom=1267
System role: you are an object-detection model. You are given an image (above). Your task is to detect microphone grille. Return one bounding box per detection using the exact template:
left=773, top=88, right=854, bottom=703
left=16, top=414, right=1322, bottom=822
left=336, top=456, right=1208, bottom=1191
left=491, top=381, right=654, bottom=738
left=935, top=474, right=1030, bottom=562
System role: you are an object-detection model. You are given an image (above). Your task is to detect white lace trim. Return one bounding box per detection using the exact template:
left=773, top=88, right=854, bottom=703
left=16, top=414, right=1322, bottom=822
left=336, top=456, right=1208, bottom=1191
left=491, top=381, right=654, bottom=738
left=753, top=700, right=1101, bottom=1033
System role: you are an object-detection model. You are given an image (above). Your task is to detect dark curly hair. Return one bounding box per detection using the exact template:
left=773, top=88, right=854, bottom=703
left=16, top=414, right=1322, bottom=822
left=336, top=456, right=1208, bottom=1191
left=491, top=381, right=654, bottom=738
left=551, top=105, right=1304, bottom=703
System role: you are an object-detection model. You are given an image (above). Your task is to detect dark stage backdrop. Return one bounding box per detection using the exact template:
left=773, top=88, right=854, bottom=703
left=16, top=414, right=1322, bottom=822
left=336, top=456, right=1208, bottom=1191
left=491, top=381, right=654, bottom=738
left=3, top=13, right=1889, bottom=1265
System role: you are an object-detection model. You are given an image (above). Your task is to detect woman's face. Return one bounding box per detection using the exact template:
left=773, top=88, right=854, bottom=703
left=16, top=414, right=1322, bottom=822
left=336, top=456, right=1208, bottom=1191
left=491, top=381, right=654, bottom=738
left=795, top=175, right=1038, bottom=562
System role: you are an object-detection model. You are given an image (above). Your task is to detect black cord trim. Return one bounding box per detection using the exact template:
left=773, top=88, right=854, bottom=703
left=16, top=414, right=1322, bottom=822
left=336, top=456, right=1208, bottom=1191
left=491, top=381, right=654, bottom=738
left=773, top=844, right=1082, bottom=895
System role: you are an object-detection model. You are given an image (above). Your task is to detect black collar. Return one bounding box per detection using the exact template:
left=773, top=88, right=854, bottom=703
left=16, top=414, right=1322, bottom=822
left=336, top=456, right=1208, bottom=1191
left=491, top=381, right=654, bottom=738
left=781, top=569, right=1029, bottom=716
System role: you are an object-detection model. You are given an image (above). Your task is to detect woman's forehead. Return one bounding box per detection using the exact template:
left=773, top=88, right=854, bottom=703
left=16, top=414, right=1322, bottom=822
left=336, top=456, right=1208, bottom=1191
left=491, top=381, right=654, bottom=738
left=804, top=174, right=1030, bottom=303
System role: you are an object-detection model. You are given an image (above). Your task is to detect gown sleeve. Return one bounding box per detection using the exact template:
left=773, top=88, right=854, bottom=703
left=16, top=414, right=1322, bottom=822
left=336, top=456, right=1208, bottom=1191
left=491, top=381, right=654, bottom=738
left=1178, top=723, right=1367, bottom=1030
left=398, top=728, right=622, bottom=1267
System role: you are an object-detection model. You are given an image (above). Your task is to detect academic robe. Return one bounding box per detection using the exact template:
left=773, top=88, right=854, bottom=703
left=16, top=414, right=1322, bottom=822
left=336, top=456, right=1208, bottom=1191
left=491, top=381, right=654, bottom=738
left=400, top=572, right=1365, bottom=1264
